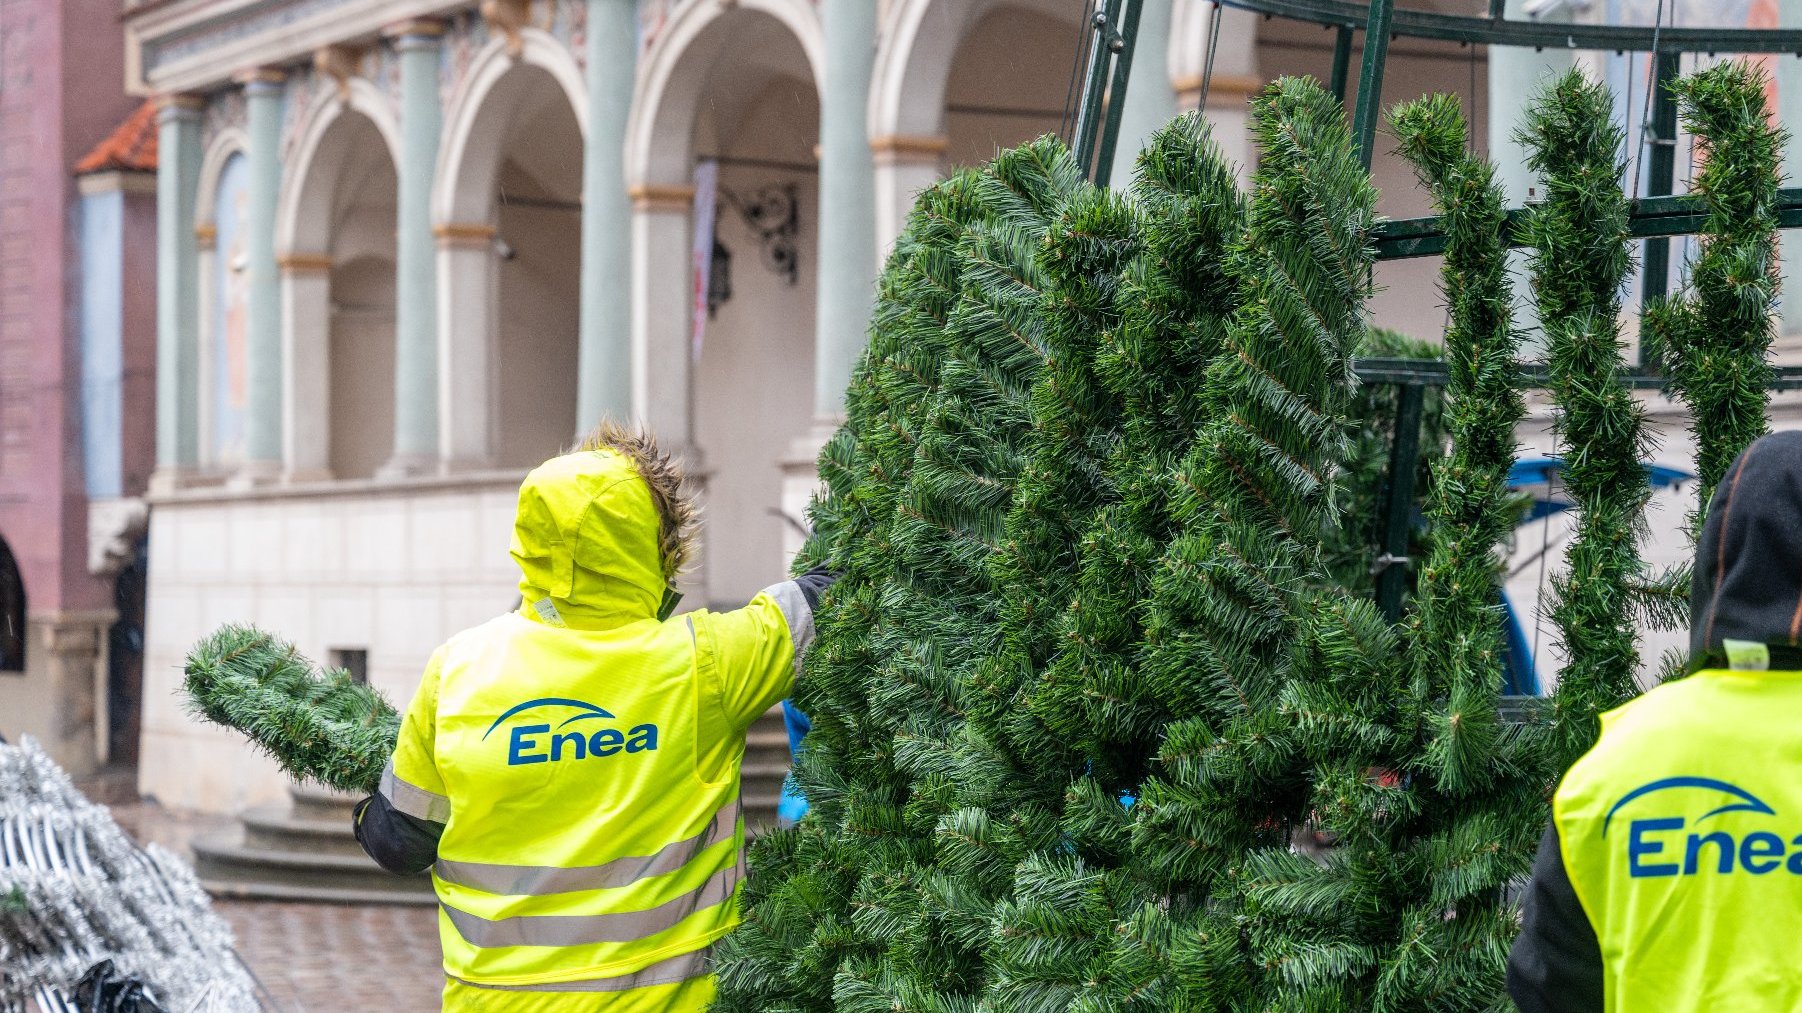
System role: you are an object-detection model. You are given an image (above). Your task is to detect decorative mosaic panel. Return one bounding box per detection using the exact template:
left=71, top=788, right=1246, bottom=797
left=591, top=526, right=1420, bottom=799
left=202, top=87, right=247, bottom=151
left=280, top=65, right=318, bottom=163
left=368, top=38, right=404, bottom=107
left=440, top=9, right=492, bottom=110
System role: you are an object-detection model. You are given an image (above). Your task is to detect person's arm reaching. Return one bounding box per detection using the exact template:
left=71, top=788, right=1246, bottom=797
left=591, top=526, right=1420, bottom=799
left=354, top=649, right=449, bottom=875
left=701, top=565, right=837, bottom=729
left=1507, top=822, right=1604, bottom=1013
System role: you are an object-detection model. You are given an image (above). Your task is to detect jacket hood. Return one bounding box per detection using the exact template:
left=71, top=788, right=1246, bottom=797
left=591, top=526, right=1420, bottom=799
left=510, top=449, right=668, bottom=627
left=1691, top=430, right=1802, bottom=665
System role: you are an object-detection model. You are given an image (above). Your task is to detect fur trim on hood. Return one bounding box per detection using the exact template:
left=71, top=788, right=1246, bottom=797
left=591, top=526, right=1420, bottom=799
left=575, top=421, right=697, bottom=585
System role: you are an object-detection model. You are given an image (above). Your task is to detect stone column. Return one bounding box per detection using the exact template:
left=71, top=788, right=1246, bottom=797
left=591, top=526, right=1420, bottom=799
left=1112, top=0, right=1178, bottom=172
left=870, top=134, right=945, bottom=256
left=237, top=70, right=286, bottom=484
left=578, top=0, right=637, bottom=432
left=628, top=187, right=695, bottom=448
left=384, top=21, right=445, bottom=476
left=813, top=0, right=878, bottom=420
left=280, top=255, right=333, bottom=481
left=1171, top=1, right=1260, bottom=177
left=36, top=611, right=116, bottom=777
left=437, top=224, right=497, bottom=470
left=1487, top=0, right=1573, bottom=349
left=152, top=95, right=203, bottom=493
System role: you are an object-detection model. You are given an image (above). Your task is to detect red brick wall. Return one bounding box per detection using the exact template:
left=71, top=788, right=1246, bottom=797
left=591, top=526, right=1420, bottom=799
left=0, top=0, right=138, bottom=614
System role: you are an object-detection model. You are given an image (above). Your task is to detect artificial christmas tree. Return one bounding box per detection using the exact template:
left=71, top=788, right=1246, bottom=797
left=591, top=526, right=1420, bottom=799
left=1645, top=60, right=1784, bottom=521
left=715, top=141, right=1083, bottom=1011
left=1221, top=91, right=1537, bottom=1011
left=1520, top=69, right=1652, bottom=766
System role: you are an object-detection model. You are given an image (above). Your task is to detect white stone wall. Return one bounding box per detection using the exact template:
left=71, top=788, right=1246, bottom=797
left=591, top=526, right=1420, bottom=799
left=140, top=474, right=524, bottom=812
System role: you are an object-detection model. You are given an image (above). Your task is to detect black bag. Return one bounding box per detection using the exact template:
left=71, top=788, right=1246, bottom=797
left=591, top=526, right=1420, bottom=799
left=73, top=960, right=169, bottom=1013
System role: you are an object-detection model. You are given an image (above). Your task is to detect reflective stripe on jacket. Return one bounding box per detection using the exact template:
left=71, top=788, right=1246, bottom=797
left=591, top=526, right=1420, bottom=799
left=1515, top=667, right=1802, bottom=1012
left=370, top=447, right=814, bottom=998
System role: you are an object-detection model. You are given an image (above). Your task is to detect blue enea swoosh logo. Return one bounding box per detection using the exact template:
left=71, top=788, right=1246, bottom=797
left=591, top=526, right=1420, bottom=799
left=481, top=698, right=615, bottom=740
left=1602, top=777, right=1776, bottom=837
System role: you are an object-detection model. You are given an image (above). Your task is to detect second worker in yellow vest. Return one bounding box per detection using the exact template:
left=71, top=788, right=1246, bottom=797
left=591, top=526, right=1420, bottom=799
left=1509, top=430, right=1802, bottom=1012
left=352, top=424, right=833, bottom=1010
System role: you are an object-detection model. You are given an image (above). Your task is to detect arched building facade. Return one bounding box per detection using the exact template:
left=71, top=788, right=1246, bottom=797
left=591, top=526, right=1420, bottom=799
left=123, top=0, right=1606, bottom=811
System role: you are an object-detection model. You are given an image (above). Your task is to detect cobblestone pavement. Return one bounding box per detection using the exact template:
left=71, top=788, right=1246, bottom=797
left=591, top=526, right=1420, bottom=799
left=88, top=772, right=444, bottom=1012
left=215, top=899, right=443, bottom=1011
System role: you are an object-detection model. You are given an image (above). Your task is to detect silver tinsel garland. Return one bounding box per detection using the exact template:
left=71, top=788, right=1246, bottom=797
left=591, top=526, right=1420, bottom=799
left=0, top=737, right=263, bottom=1012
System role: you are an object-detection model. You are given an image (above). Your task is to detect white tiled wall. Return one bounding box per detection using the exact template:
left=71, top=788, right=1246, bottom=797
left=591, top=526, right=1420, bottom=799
left=139, top=476, right=523, bottom=812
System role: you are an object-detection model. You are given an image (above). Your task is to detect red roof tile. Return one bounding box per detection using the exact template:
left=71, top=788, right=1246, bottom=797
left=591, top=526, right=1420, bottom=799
left=74, top=100, right=159, bottom=175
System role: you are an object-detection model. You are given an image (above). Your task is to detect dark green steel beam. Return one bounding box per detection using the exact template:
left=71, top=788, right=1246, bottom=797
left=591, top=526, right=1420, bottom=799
left=1329, top=25, right=1354, bottom=103
left=1350, top=0, right=1393, bottom=169
left=1353, top=358, right=1802, bottom=392
left=1217, top=0, right=1802, bottom=51
left=1094, top=0, right=1145, bottom=188
left=1073, top=0, right=1125, bottom=178
left=1372, top=188, right=1802, bottom=260
left=1375, top=382, right=1424, bottom=622
left=1638, top=48, right=1682, bottom=366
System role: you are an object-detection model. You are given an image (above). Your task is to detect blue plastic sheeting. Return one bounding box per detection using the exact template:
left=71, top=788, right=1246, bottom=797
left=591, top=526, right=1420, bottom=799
left=1502, top=457, right=1692, bottom=694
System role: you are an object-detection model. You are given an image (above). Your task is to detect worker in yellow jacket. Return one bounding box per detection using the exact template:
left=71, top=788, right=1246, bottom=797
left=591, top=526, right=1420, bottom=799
left=1509, top=430, right=1802, bottom=1011
left=352, top=425, right=832, bottom=1010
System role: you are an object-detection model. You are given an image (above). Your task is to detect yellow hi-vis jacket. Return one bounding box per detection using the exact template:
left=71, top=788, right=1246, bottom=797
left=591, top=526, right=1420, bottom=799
left=1529, top=667, right=1802, bottom=1012
left=369, top=449, right=815, bottom=1008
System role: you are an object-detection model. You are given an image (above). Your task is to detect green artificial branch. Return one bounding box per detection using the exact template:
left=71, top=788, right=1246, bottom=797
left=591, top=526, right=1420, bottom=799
left=1520, top=68, right=1651, bottom=767
left=1035, top=113, right=1247, bottom=797
left=1130, top=73, right=1378, bottom=902
left=183, top=625, right=400, bottom=795
left=1644, top=59, right=1783, bottom=524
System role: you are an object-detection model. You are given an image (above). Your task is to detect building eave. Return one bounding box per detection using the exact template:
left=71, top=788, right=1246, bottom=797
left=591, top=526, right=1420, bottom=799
left=124, top=0, right=471, bottom=96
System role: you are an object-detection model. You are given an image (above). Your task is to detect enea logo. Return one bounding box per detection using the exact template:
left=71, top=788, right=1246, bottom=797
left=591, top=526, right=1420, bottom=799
left=1604, top=777, right=1800, bottom=878
left=482, top=697, right=660, bottom=767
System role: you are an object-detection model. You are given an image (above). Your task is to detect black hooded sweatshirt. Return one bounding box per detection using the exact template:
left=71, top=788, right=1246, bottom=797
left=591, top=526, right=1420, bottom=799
left=1507, top=430, right=1802, bottom=1012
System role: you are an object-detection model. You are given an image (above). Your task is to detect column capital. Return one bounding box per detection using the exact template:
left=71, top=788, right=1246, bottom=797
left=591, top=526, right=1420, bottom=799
left=195, top=224, right=217, bottom=250
left=385, top=18, right=447, bottom=51
left=434, top=222, right=497, bottom=248
left=155, top=92, right=205, bottom=122
left=277, top=251, right=334, bottom=274
left=1175, top=73, right=1262, bottom=108
left=234, top=67, right=287, bottom=93
left=628, top=184, right=695, bottom=213
left=869, top=134, right=948, bottom=166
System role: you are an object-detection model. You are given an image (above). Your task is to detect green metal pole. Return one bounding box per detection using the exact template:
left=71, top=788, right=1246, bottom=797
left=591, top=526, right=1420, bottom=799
left=1330, top=25, right=1355, bottom=103
left=1639, top=48, right=1681, bottom=365
left=1094, top=0, right=1144, bottom=188
left=1351, top=0, right=1394, bottom=169
left=1074, top=0, right=1125, bottom=178
left=1375, top=382, right=1425, bottom=622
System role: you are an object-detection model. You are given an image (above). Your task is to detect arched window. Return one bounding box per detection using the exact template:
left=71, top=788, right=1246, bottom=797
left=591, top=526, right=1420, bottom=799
left=0, top=535, right=24, bottom=672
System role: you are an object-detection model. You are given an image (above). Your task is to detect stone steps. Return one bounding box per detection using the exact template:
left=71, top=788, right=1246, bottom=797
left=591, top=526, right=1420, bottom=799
left=193, top=785, right=435, bottom=906
left=194, top=708, right=796, bottom=902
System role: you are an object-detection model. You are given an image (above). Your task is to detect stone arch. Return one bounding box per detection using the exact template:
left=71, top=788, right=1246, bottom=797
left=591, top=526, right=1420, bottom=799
left=625, top=0, right=824, bottom=190
left=195, top=128, right=250, bottom=470
left=625, top=0, right=824, bottom=605
left=275, top=86, right=401, bottom=481
left=276, top=78, right=401, bottom=255
left=433, top=29, right=588, bottom=471
left=435, top=28, right=588, bottom=224
left=866, top=0, right=1082, bottom=248
left=195, top=127, right=247, bottom=230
